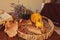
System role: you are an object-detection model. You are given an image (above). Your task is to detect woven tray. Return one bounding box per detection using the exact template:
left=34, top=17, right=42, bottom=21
left=18, top=16, right=54, bottom=40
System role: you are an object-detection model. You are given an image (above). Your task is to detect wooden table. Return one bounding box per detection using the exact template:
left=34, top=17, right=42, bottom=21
left=0, top=27, right=60, bottom=40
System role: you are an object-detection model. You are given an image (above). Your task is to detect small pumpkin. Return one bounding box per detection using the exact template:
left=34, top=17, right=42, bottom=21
left=31, top=12, right=42, bottom=23
left=31, top=12, right=43, bottom=29
left=36, top=22, right=43, bottom=29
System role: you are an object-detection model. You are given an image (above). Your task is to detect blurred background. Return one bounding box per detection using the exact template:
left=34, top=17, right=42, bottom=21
left=0, top=0, right=50, bottom=12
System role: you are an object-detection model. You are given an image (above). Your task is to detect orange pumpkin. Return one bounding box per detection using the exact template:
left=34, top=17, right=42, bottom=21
left=31, top=12, right=43, bottom=23
left=31, top=12, right=43, bottom=29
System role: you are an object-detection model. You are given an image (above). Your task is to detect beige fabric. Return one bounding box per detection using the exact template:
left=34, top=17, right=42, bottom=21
left=0, top=12, right=12, bottom=25
left=4, top=21, right=18, bottom=37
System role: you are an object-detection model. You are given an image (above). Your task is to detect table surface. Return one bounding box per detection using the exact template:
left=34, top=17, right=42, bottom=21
left=0, top=27, right=60, bottom=40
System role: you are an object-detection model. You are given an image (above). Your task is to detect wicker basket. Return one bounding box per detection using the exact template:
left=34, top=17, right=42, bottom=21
left=18, top=16, right=54, bottom=40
